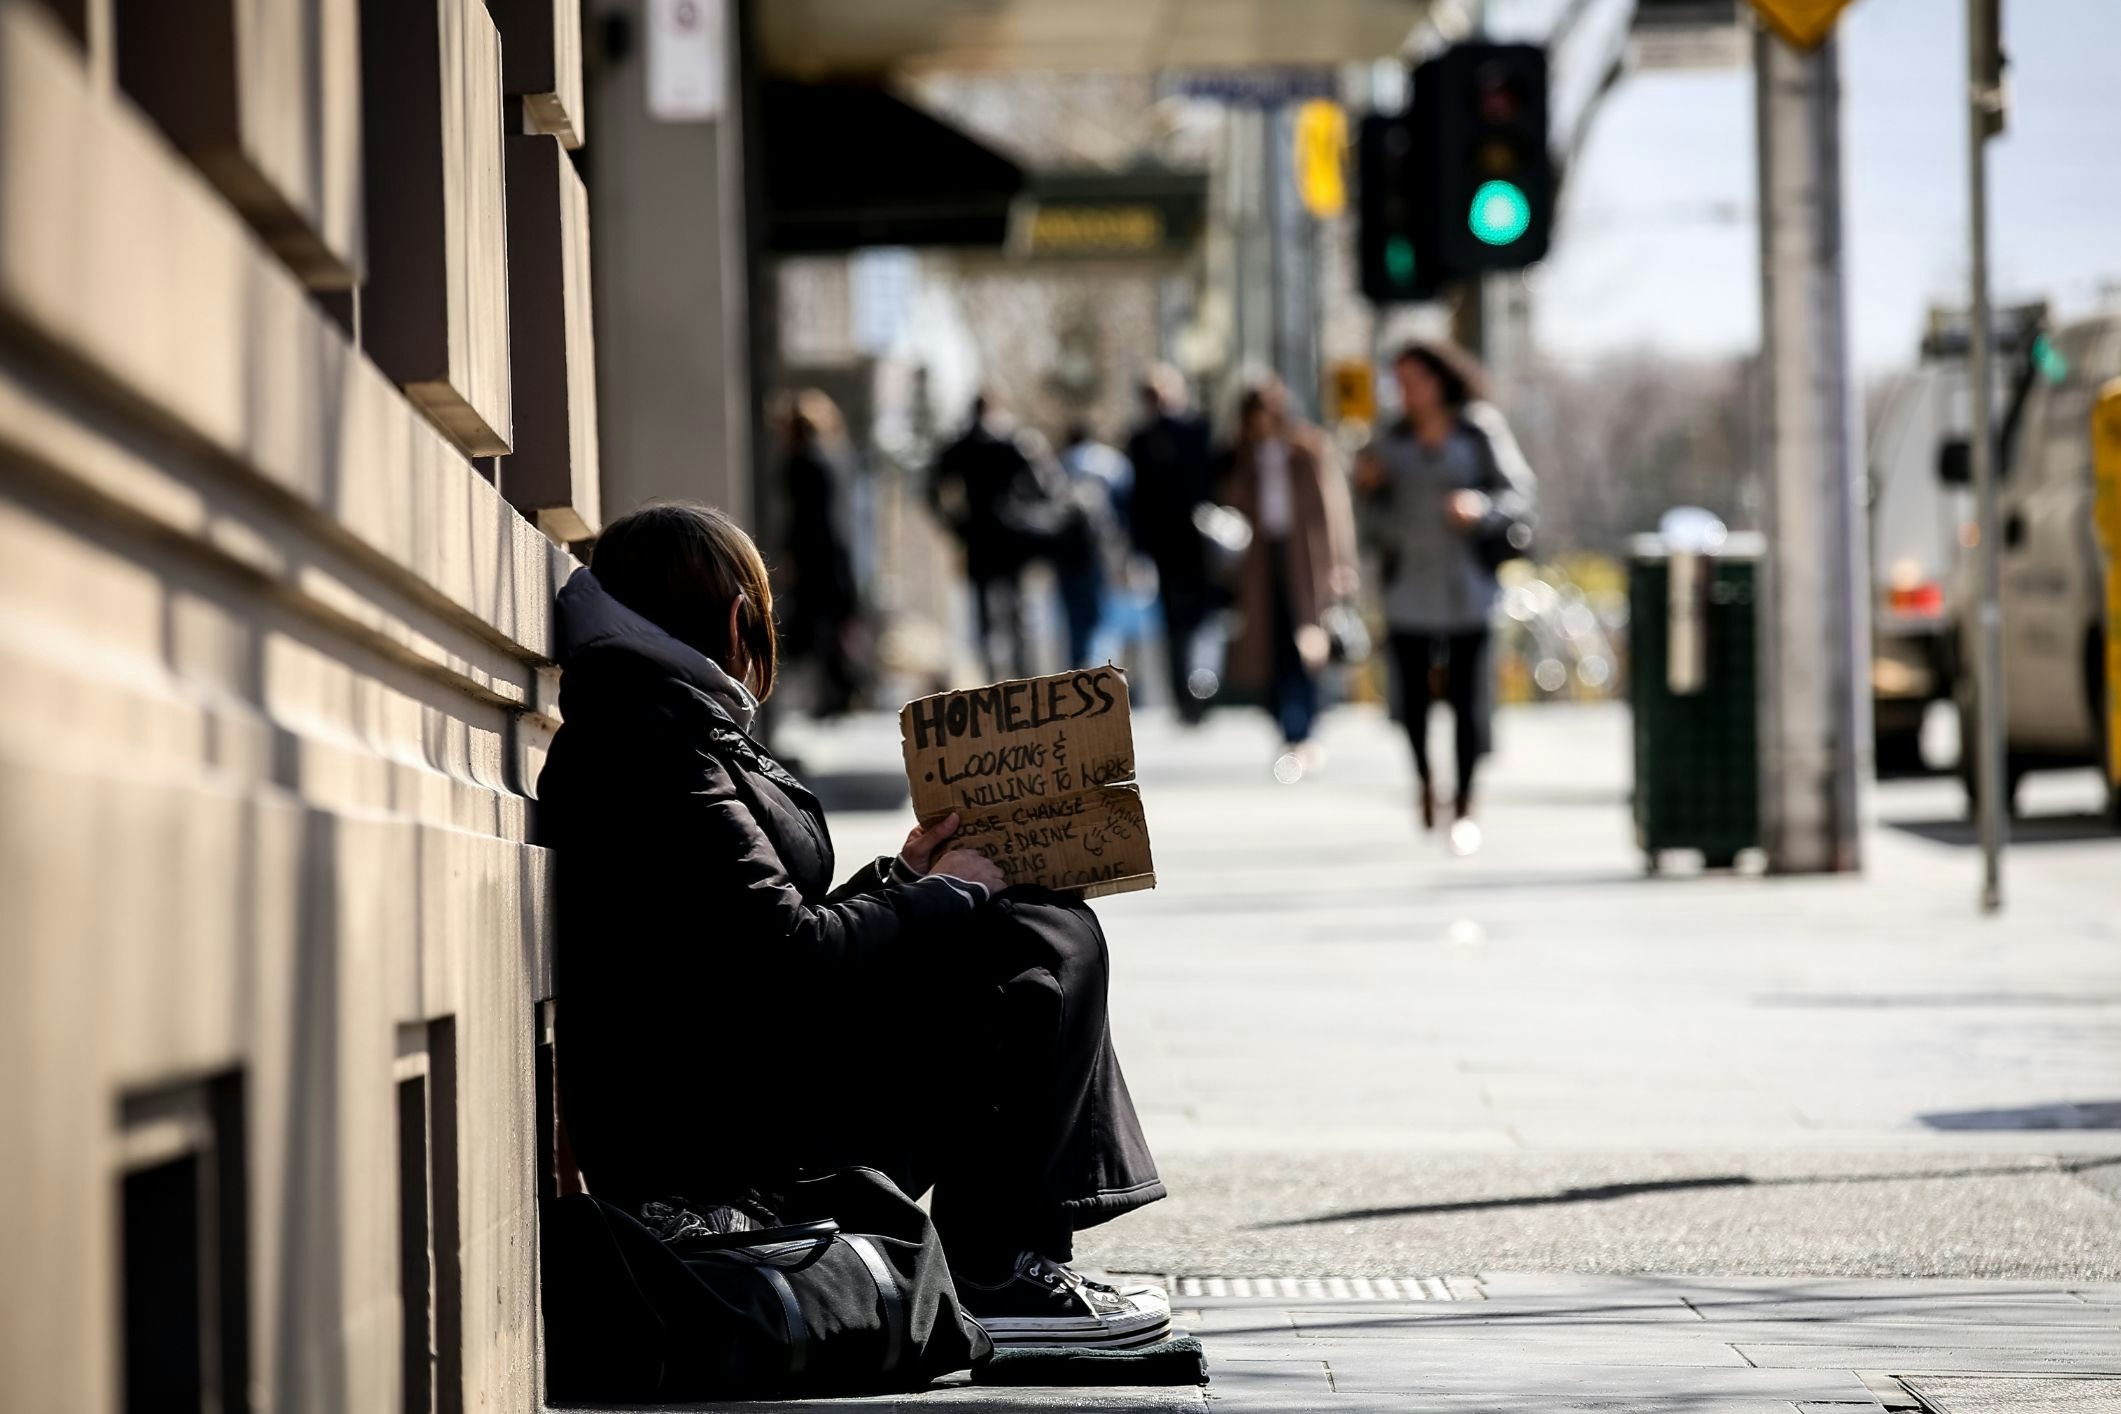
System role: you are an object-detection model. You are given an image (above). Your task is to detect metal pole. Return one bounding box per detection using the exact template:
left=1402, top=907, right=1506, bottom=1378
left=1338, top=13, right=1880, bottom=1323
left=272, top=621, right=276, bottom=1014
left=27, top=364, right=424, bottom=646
left=1753, top=25, right=1868, bottom=874
left=1267, top=103, right=1320, bottom=414
left=1966, top=0, right=2006, bottom=911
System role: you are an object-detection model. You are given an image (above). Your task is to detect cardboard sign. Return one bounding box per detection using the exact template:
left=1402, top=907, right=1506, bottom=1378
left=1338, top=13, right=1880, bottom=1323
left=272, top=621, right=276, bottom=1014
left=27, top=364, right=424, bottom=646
left=900, top=667, right=1155, bottom=899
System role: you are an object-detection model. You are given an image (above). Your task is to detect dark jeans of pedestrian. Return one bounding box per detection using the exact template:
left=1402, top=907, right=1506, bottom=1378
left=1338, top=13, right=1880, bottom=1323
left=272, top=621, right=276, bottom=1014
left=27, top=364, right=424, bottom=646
left=1389, top=628, right=1494, bottom=809
left=1056, top=561, right=1103, bottom=668
left=975, top=572, right=1028, bottom=681
left=794, top=890, right=1165, bottom=1280
left=798, top=609, right=859, bottom=716
left=1268, top=541, right=1319, bottom=745
left=1155, top=565, right=1210, bottom=724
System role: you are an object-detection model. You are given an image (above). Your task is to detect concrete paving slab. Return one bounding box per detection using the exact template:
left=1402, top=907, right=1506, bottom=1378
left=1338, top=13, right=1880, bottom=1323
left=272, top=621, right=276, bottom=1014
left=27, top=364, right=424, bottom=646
left=1699, top=1322, right=2121, bottom=1352
left=1901, top=1374, right=2121, bottom=1411
left=1690, top=1301, right=2121, bottom=1327
left=1476, top=1273, right=2121, bottom=1298
left=1298, top=1328, right=1758, bottom=1363
left=1738, top=1342, right=2121, bottom=1373
left=1306, top=1355, right=1879, bottom=1401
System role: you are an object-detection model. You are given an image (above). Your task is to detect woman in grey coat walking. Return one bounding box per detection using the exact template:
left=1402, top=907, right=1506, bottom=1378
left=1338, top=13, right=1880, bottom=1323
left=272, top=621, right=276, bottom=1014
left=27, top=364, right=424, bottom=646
left=1356, top=342, right=1535, bottom=855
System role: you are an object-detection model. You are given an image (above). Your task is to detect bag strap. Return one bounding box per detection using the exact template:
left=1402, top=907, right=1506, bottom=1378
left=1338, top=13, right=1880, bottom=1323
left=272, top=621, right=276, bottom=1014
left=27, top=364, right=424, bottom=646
left=672, top=1219, right=839, bottom=1254
left=750, top=1262, right=809, bottom=1379
left=843, top=1234, right=906, bottom=1376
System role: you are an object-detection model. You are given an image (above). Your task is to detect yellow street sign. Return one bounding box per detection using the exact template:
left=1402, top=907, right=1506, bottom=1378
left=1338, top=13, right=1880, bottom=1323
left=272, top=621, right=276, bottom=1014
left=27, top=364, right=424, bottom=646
left=1295, top=100, right=1348, bottom=220
left=2092, top=379, right=2121, bottom=800
left=1020, top=204, right=1165, bottom=257
left=1746, top=0, right=1859, bottom=50
left=1325, top=358, right=1376, bottom=425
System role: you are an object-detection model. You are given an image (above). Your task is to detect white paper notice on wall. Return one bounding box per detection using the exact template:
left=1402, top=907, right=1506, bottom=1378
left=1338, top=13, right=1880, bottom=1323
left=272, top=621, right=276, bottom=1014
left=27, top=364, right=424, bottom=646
left=648, top=0, right=725, bottom=122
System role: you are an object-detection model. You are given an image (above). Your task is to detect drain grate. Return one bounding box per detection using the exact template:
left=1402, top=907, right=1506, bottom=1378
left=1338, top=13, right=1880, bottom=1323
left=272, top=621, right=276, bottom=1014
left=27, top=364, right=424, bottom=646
left=1168, top=1275, right=1483, bottom=1301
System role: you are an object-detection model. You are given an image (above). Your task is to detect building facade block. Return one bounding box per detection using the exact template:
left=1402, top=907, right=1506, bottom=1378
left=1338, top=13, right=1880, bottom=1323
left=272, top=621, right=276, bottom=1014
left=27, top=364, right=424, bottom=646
left=113, top=0, right=365, bottom=289
left=503, top=134, right=601, bottom=543
left=494, top=0, right=586, bottom=149
left=358, top=0, right=513, bottom=458
left=0, top=10, right=563, bottom=1404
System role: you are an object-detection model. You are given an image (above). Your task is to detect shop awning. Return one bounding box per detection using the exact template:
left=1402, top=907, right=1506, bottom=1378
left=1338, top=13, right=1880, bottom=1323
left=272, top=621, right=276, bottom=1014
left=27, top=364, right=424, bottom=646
left=759, top=0, right=1437, bottom=77
left=762, top=81, right=1025, bottom=253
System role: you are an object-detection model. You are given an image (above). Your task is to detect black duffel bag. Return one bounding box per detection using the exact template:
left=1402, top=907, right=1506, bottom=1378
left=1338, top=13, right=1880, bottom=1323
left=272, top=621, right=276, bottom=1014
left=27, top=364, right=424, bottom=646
left=541, top=1166, right=992, bottom=1402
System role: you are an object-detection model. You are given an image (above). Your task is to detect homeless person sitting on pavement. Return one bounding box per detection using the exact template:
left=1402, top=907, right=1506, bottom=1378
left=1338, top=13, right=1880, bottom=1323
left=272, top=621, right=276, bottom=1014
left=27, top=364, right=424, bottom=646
left=536, top=502, right=1172, bottom=1368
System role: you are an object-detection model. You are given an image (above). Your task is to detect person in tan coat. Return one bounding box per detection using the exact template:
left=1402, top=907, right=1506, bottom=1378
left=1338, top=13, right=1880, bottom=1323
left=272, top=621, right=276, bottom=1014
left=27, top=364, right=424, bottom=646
left=1218, top=377, right=1359, bottom=771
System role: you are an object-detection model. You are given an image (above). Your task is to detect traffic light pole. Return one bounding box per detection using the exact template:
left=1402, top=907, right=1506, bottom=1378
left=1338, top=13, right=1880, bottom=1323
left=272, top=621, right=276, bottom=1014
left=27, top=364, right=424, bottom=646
left=1965, top=0, right=2007, bottom=911
left=1752, top=25, right=1869, bottom=874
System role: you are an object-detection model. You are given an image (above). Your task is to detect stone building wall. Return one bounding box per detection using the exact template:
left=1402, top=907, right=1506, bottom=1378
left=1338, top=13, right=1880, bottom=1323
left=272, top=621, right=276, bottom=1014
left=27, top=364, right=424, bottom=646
left=0, top=1, right=597, bottom=1409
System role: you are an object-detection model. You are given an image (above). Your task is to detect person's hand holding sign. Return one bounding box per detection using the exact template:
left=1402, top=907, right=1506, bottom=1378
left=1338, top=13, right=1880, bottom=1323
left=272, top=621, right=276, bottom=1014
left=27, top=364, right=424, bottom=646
left=900, top=811, right=1007, bottom=892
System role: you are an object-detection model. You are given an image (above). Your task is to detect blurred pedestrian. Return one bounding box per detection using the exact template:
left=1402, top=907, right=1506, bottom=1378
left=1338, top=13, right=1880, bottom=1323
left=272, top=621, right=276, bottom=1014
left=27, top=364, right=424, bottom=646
left=1056, top=422, right=1133, bottom=667
left=777, top=389, right=861, bottom=716
left=1220, top=376, right=1358, bottom=778
left=1125, top=365, right=1216, bottom=722
left=1356, top=341, right=1536, bottom=855
left=927, top=392, right=1038, bottom=680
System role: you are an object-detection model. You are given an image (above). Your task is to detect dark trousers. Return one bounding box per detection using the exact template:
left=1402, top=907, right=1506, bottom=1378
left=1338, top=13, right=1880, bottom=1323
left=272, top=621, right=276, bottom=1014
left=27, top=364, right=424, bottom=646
left=1268, top=542, right=1319, bottom=745
left=798, top=609, right=859, bottom=716
left=1056, top=560, right=1103, bottom=668
left=1390, top=629, right=1493, bottom=807
left=803, top=891, right=1164, bottom=1274
left=974, top=571, right=1029, bottom=680
left=1154, top=565, right=1209, bottom=723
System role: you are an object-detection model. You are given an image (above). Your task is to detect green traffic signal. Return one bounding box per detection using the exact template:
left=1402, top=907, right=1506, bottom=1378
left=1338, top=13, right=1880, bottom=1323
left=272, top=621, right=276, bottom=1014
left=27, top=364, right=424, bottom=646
left=2032, top=332, right=2070, bottom=384
left=1385, top=235, right=1416, bottom=286
left=1468, top=179, right=1531, bottom=246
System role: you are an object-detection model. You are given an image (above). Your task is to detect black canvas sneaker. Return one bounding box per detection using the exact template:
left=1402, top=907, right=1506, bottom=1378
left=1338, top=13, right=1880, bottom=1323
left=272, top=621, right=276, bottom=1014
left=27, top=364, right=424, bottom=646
left=1074, top=1271, right=1166, bottom=1300
left=959, top=1252, right=1172, bottom=1348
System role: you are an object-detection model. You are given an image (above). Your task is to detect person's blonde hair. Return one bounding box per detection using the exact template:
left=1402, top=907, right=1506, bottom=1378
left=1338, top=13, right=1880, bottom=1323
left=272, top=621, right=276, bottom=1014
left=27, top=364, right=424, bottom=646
left=590, top=503, right=778, bottom=700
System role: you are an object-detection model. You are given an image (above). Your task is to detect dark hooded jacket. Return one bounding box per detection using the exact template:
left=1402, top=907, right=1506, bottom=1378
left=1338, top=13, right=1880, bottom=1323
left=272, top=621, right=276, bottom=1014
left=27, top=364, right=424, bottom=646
left=536, top=569, right=985, bottom=1208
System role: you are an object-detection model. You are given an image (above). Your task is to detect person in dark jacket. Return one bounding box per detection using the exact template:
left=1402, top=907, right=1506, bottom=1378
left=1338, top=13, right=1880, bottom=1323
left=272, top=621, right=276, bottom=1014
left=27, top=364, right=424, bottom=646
left=927, top=393, right=1038, bottom=680
left=1124, top=366, right=1215, bottom=722
left=1355, top=341, right=1535, bottom=856
left=778, top=389, right=861, bottom=715
left=536, top=503, right=1170, bottom=1349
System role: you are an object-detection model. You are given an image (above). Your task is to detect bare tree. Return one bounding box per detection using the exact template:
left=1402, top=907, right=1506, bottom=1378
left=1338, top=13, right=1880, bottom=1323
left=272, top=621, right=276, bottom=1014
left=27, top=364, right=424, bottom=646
left=1511, top=350, right=1763, bottom=555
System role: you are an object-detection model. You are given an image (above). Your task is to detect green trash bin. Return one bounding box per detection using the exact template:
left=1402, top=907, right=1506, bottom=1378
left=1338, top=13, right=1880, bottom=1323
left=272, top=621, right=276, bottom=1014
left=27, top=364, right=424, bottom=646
left=1627, top=531, right=1764, bottom=871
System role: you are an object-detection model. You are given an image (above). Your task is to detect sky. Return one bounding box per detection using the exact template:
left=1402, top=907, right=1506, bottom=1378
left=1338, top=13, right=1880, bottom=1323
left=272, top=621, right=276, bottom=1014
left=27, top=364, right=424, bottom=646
left=1488, top=0, right=2121, bottom=375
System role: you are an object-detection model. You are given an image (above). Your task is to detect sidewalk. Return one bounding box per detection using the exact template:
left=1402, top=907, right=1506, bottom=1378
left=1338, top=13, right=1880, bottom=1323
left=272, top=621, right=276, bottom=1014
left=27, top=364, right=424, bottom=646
left=583, top=1272, right=2121, bottom=1412
left=580, top=700, right=2121, bottom=1413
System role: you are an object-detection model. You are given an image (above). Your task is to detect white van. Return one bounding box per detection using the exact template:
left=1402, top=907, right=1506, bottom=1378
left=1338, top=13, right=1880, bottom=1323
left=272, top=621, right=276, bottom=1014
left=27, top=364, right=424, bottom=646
left=1868, top=362, right=1967, bottom=769
left=1947, top=311, right=2121, bottom=821
left=1866, top=308, right=2036, bottom=772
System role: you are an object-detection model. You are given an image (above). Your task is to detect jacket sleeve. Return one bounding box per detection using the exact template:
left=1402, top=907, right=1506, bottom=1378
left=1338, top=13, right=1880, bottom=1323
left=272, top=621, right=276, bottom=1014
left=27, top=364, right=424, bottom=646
left=824, top=853, right=921, bottom=903
left=676, top=751, right=984, bottom=981
left=1463, top=402, right=1537, bottom=534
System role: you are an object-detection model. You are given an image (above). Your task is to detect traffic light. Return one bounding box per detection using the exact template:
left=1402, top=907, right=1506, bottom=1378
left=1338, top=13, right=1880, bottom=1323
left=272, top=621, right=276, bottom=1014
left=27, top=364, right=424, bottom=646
left=1417, top=42, right=1552, bottom=275
left=1357, top=111, right=1444, bottom=304
left=1357, top=43, right=1551, bottom=306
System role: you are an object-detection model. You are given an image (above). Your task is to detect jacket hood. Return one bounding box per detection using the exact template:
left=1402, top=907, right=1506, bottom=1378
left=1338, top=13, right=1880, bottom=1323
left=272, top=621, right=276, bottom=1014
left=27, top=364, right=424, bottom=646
left=554, top=567, right=759, bottom=733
